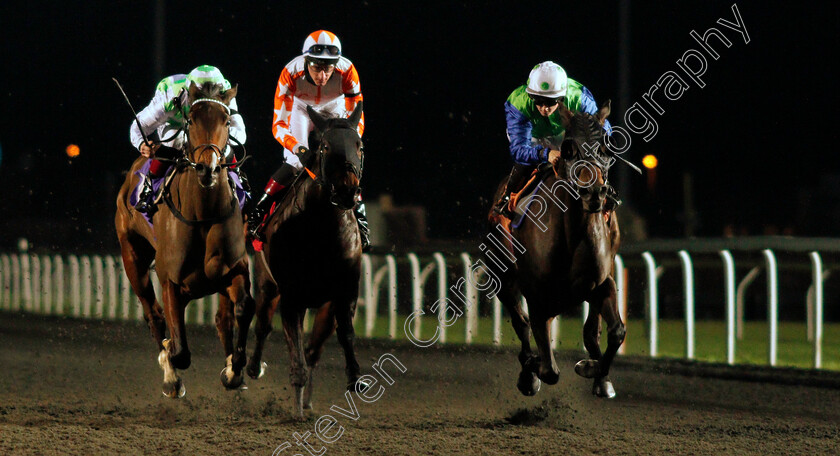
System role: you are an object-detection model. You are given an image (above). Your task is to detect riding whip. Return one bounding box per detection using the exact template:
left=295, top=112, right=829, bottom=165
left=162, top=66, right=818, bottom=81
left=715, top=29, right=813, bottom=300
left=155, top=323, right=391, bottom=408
left=112, top=77, right=150, bottom=146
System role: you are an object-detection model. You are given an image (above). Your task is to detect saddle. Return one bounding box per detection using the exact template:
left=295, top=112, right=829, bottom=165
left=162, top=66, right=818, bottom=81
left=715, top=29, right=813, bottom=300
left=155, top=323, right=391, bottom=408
left=503, top=163, right=612, bottom=228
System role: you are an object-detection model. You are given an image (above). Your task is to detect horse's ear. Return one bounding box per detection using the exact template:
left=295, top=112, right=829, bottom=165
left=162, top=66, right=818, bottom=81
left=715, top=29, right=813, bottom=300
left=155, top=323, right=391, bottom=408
left=557, top=104, right=573, bottom=128
left=222, top=84, right=238, bottom=105
left=597, top=99, right=611, bottom=125
left=307, top=105, right=328, bottom=132
left=188, top=83, right=200, bottom=102
left=347, top=101, right=363, bottom=129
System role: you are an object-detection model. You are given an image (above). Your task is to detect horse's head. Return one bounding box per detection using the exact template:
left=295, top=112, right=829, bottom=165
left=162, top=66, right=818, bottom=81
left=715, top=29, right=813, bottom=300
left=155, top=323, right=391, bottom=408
left=306, top=102, right=364, bottom=210
left=185, top=83, right=237, bottom=188
left=558, top=100, right=612, bottom=213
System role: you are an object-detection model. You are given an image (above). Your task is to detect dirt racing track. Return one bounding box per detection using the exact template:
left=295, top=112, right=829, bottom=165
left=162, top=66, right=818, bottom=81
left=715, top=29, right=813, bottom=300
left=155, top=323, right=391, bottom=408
left=0, top=314, right=838, bottom=456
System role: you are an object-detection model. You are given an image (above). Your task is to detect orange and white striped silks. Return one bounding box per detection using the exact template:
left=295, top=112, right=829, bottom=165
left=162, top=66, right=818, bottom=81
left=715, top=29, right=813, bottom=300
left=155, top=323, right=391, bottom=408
left=272, top=55, right=364, bottom=155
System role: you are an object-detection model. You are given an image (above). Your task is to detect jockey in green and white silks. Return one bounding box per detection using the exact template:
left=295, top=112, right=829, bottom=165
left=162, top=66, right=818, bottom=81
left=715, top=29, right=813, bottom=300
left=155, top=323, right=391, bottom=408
left=495, top=61, right=619, bottom=215
left=128, top=65, right=247, bottom=214
left=129, top=65, right=246, bottom=155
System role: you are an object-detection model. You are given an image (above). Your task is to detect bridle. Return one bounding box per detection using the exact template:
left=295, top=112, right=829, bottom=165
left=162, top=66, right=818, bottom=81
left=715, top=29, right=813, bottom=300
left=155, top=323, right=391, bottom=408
left=313, top=123, right=364, bottom=209
left=557, top=121, right=611, bottom=214
left=157, top=97, right=244, bottom=225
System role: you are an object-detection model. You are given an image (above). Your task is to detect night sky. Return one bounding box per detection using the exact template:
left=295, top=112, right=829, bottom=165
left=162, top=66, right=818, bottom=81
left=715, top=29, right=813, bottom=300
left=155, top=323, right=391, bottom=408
left=1, top=1, right=838, bottom=252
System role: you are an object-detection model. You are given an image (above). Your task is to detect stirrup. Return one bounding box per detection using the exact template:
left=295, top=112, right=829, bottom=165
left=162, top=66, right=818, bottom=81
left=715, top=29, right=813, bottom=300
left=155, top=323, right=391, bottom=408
left=493, top=194, right=513, bottom=218
left=135, top=179, right=157, bottom=214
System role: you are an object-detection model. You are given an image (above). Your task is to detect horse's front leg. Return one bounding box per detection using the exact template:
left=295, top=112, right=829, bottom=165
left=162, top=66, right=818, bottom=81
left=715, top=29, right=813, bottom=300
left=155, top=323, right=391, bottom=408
left=247, top=259, right=277, bottom=380
left=334, top=296, right=368, bottom=393
left=219, top=266, right=255, bottom=390
left=575, top=276, right=624, bottom=398
left=303, top=302, right=336, bottom=410
left=497, top=278, right=540, bottom=396
left=159, top=280, right=189, bottom=398
left=530, top=308, right=560, bottom=385
left=281, top=302, right=308, bottom=419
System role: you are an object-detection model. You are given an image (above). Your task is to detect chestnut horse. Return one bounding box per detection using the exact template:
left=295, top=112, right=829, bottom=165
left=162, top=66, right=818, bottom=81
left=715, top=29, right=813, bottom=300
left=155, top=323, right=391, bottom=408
left=115, top=83, right=254, bottom=398
left=247, top=103, right=366, bottom=417
left=488, top=101, right=625, bottom=398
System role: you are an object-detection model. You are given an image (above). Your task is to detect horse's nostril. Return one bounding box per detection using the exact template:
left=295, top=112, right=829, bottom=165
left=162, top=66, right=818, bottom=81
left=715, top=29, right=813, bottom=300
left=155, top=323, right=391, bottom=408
left=195, top=164, right=206, bottom=174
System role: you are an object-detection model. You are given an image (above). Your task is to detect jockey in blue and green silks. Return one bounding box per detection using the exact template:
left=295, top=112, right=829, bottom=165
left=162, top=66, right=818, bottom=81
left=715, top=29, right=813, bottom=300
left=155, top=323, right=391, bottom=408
left=495, top=61, right=619, bottom=214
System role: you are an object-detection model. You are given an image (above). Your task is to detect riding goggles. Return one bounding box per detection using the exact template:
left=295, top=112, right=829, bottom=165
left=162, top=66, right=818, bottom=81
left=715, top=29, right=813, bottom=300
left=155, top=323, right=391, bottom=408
left=529, top=94, right=562, bottom=107
left=307, top=44, right=341, bottom=56
left=307, top=61, right=336, bottom=73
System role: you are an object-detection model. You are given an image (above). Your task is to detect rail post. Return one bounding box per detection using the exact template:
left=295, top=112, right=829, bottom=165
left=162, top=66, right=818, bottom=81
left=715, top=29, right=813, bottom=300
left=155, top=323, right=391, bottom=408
left=641, top=251, right=658, bottom=357
left=719, top=250, right=736, bottom=364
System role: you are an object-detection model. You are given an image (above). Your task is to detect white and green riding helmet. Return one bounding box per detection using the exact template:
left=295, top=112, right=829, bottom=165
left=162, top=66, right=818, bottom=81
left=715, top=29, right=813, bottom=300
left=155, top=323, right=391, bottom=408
left=186, top=65, right=232, bottom=91
left=526, top=61, right=568, bottom=98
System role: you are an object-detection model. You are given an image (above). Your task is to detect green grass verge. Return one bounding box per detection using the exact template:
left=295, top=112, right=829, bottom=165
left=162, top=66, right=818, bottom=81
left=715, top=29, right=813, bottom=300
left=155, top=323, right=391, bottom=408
left=311, top=314, right=839, bottom=371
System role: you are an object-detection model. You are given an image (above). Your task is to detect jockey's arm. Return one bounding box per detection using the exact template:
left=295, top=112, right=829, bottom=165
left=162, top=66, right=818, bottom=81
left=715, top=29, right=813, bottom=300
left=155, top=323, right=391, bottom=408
left=505, top=101, right=550, bottom=166
left=130, top=88, right=172, bottom=153
left=272, top=67, right=302, bottom=155
left=228, top=97, right=246, bottom=145
left=341, top=62, right=364, bottom=137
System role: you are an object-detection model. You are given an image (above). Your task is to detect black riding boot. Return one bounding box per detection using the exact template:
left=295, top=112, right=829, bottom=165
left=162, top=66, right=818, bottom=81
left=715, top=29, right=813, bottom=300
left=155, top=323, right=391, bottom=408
left=493, top=164, right=532, bottom=217
left=354, top=202, right=371, bottom=253
left=135, top=177, right=157, bottom=214
left=247, top=163, right=298, bottom=241
left=247, top=192, right=275, bottom=240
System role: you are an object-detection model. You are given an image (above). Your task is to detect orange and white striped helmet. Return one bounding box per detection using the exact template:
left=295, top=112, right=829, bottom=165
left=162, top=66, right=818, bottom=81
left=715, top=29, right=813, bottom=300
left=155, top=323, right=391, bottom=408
left=302, top=30, right=342, bottom=63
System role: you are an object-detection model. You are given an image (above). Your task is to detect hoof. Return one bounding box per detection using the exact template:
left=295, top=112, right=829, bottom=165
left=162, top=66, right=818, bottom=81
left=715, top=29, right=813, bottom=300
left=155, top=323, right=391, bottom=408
left=538, top=367, right=560, bottom=385
left=593, top=378, right=616, bottom=398
left=220, top=365, right=245, bottom=390
left=247, top=361, right=267, bottom=380
left=516, top=370, right=541, bottom=396
left=349, top=378, right=372, bottom=393
left=575, top=359, right=600, bottom=379
left=162, top=378, right=186, bottom=398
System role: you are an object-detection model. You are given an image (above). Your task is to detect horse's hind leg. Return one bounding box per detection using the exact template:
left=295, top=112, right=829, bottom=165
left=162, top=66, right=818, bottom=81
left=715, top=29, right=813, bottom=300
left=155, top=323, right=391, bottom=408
left=303, top=303, right=337, bottom=409
left=281, top=302, right=308, bottom=418
left=497, top=280, right=540, bottom=396
left=219, top=268, right=255, bottom=390
left=118, top=235, right=165, bottom=349
left=575, top=276, right=624, bottom=398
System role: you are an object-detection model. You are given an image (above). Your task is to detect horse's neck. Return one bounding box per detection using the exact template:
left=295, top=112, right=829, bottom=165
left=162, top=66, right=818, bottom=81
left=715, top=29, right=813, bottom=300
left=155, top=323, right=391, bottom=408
left=169, top=170, right=232, bottom=218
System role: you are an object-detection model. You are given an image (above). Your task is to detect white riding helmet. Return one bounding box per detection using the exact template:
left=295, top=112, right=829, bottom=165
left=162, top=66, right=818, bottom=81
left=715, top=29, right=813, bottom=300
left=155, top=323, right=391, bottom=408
left=526, top=61, right=568, bottom=98
left=186, top=65, right=230, bottom=90
left=302, top=30, right=342, bottom=63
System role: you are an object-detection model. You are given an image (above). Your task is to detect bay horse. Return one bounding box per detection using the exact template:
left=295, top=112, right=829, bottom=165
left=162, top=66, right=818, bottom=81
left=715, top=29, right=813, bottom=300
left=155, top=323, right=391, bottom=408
left=115, top=83, right=255, bottom=398
left=488, top=101, right=625, bottom=398
left=247, top=103, right=367, bottom=417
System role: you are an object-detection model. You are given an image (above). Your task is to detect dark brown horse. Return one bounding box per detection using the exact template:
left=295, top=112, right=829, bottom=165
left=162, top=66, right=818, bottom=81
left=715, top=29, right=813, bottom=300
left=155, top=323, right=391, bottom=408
left=247, top=103, right=366, bottom=417
left=488, top=101, right=624, bottom=398
left=115, top=83, right=254, bottom=397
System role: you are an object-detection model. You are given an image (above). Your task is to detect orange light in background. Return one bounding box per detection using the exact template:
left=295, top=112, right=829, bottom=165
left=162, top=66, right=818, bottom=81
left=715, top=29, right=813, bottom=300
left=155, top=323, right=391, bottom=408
left=642, top=154, right=658, bottom=169
left=66, top=144, right=80, bottom=158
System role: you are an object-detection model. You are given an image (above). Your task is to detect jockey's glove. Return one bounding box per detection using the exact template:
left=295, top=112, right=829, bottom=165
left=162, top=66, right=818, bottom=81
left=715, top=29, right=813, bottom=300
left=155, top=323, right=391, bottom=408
left=296, top=146, right=313, bottom=165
